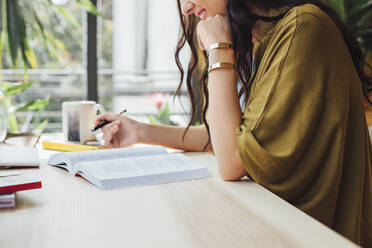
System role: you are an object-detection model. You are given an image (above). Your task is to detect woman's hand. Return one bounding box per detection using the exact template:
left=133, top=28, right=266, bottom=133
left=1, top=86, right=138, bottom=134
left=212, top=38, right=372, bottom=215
left=94, top=113, right=141, bottom=148
left=196, top=15, right=232, bottom=51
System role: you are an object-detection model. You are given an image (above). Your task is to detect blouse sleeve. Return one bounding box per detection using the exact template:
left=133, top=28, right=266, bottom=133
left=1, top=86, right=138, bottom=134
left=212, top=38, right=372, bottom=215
left=235, top=10, right=350, bottom=192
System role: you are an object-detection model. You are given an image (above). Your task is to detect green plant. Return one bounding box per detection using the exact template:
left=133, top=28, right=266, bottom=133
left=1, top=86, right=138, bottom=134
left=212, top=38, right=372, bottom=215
left=328, top=0, right=372, bottom=56
left=0, top=82, right=49, bottom=132
left=0, top=0, right=99, bottom=133
left=147, top=103, right=178, bottom=126
left=0, top=0, right=98, bottom=69
left=146, top=93, right=179, bottom=126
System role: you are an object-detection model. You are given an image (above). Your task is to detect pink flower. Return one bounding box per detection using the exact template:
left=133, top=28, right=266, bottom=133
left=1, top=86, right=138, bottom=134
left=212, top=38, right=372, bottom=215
left=150, top=92, right=169, bottom=110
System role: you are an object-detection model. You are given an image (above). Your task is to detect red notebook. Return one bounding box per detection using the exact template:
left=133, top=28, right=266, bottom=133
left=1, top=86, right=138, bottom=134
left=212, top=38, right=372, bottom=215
left=0, top=175, right=42, bottom=194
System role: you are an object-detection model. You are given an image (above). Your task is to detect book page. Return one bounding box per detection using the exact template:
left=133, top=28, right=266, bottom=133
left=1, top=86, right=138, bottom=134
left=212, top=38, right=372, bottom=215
left=0, top=147, right=40, bottom=167
left=0, top=175, right=42, bottom=193
left=48, top=146, right=168, bottom=170
left=78, top=153, right=207, bottom=180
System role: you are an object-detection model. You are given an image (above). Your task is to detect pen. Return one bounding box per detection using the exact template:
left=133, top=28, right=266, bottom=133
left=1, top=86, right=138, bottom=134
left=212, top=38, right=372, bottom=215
left=91, top=109, right=127, bottom=132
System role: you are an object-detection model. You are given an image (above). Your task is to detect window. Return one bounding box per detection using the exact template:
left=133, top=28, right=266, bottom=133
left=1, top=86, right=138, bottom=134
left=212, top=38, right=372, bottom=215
left=99, top=0, right=190, bottom=124
left=2, top=0, right=191, bottom=132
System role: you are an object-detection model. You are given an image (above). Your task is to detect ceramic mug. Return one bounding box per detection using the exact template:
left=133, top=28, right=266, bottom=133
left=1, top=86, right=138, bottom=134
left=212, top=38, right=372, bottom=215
left=62, top=101, right=104, bottom=144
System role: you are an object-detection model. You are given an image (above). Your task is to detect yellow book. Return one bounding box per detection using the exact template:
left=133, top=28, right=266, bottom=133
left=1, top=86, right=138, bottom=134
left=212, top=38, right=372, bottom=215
left=42, top=141, right=99, bottom=152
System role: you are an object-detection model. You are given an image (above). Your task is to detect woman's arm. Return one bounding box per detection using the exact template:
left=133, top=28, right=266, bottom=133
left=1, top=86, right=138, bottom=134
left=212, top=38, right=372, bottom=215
left=138, top=124, right=213, bottom=152
left=207, top=49, right=247, bottom=181
left=197, top=15, right=247, bottom=181
left=95, top=113, right=212, bottom=152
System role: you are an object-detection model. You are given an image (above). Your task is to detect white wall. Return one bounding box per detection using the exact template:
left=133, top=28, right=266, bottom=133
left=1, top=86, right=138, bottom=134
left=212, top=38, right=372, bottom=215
left=112, top=0, right=191, bottom=117
left=147, top=0, right=179, bottom=71
left=113, top=0, right=148, bottom=73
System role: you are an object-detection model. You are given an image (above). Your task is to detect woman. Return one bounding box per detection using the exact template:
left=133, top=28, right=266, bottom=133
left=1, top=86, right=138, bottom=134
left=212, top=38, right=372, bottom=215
left=96, top=0, right=372, bottom=246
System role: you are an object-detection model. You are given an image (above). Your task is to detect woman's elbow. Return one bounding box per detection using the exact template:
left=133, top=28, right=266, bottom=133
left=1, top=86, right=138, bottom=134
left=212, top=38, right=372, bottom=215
left=220, top=173, right=242, bottom=181
left=216, top=148, right=247, bottom=181
left=218, top=161, right=247, bottom=181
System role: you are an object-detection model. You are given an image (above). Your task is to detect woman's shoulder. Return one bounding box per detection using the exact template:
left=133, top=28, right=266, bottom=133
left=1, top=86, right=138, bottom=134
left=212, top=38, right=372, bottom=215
left=287, top=3, right=329, bottom=17
left=255, top=2, right=349, bottom=71
left=275, top=3, right=340, bottom=36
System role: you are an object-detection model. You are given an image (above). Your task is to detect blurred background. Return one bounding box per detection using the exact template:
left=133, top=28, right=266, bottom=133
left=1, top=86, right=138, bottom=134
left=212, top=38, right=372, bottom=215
left=0, top=0, right=192, bottom=133
left=0, top=0, right=371, bottom=134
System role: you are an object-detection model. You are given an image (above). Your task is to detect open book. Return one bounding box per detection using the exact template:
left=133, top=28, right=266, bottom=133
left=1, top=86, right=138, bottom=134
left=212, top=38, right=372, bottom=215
left=47, top=146, right=211, bottom=190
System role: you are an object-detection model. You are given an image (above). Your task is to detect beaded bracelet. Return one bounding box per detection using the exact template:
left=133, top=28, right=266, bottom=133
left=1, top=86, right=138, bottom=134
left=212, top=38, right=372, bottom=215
left=208, top=62, right=235, bottom=74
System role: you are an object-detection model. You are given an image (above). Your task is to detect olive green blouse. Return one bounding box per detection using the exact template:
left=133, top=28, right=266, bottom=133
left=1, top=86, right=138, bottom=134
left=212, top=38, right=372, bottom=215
left=235, top=4, right=372, bottom=247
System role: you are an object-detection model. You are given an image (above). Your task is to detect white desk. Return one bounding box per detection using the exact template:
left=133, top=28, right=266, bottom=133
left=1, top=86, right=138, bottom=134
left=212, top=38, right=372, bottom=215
left=0, top=135, right=358, bottom=248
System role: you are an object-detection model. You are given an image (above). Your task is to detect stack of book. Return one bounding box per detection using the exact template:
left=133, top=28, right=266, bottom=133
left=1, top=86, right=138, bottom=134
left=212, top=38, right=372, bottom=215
left=0, top=192, right=15, bottom=208
left=0, top=146, right=41, bottom=208
left=0, top=174, right=42, bottom=209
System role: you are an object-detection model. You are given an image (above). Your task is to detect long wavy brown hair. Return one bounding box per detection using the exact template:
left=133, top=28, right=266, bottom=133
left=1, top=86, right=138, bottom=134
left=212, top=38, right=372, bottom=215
left=174, top=0, right=372, bottom=150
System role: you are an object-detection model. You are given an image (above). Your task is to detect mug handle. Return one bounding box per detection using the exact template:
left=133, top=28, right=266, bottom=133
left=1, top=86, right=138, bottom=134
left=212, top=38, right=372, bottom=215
left=93, top=104, right=105, bottom=116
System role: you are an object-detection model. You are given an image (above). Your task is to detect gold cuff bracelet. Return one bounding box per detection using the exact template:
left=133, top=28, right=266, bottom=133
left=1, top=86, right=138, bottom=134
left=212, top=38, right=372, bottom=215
left=207, top=42, right=233, bottom=54
left=208, top=62, right=235, bottom=74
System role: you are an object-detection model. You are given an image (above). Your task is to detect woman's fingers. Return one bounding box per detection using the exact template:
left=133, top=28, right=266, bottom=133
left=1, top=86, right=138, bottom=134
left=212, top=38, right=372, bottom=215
left=95, top=113, right=121, bottom=125
left=101, top=120, right=120, bottom=133
left=103, top=123, right=120, bottom=147
left=103, top=131, right=113, bottom=148
left=112, top=135, right=120, bottom=148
